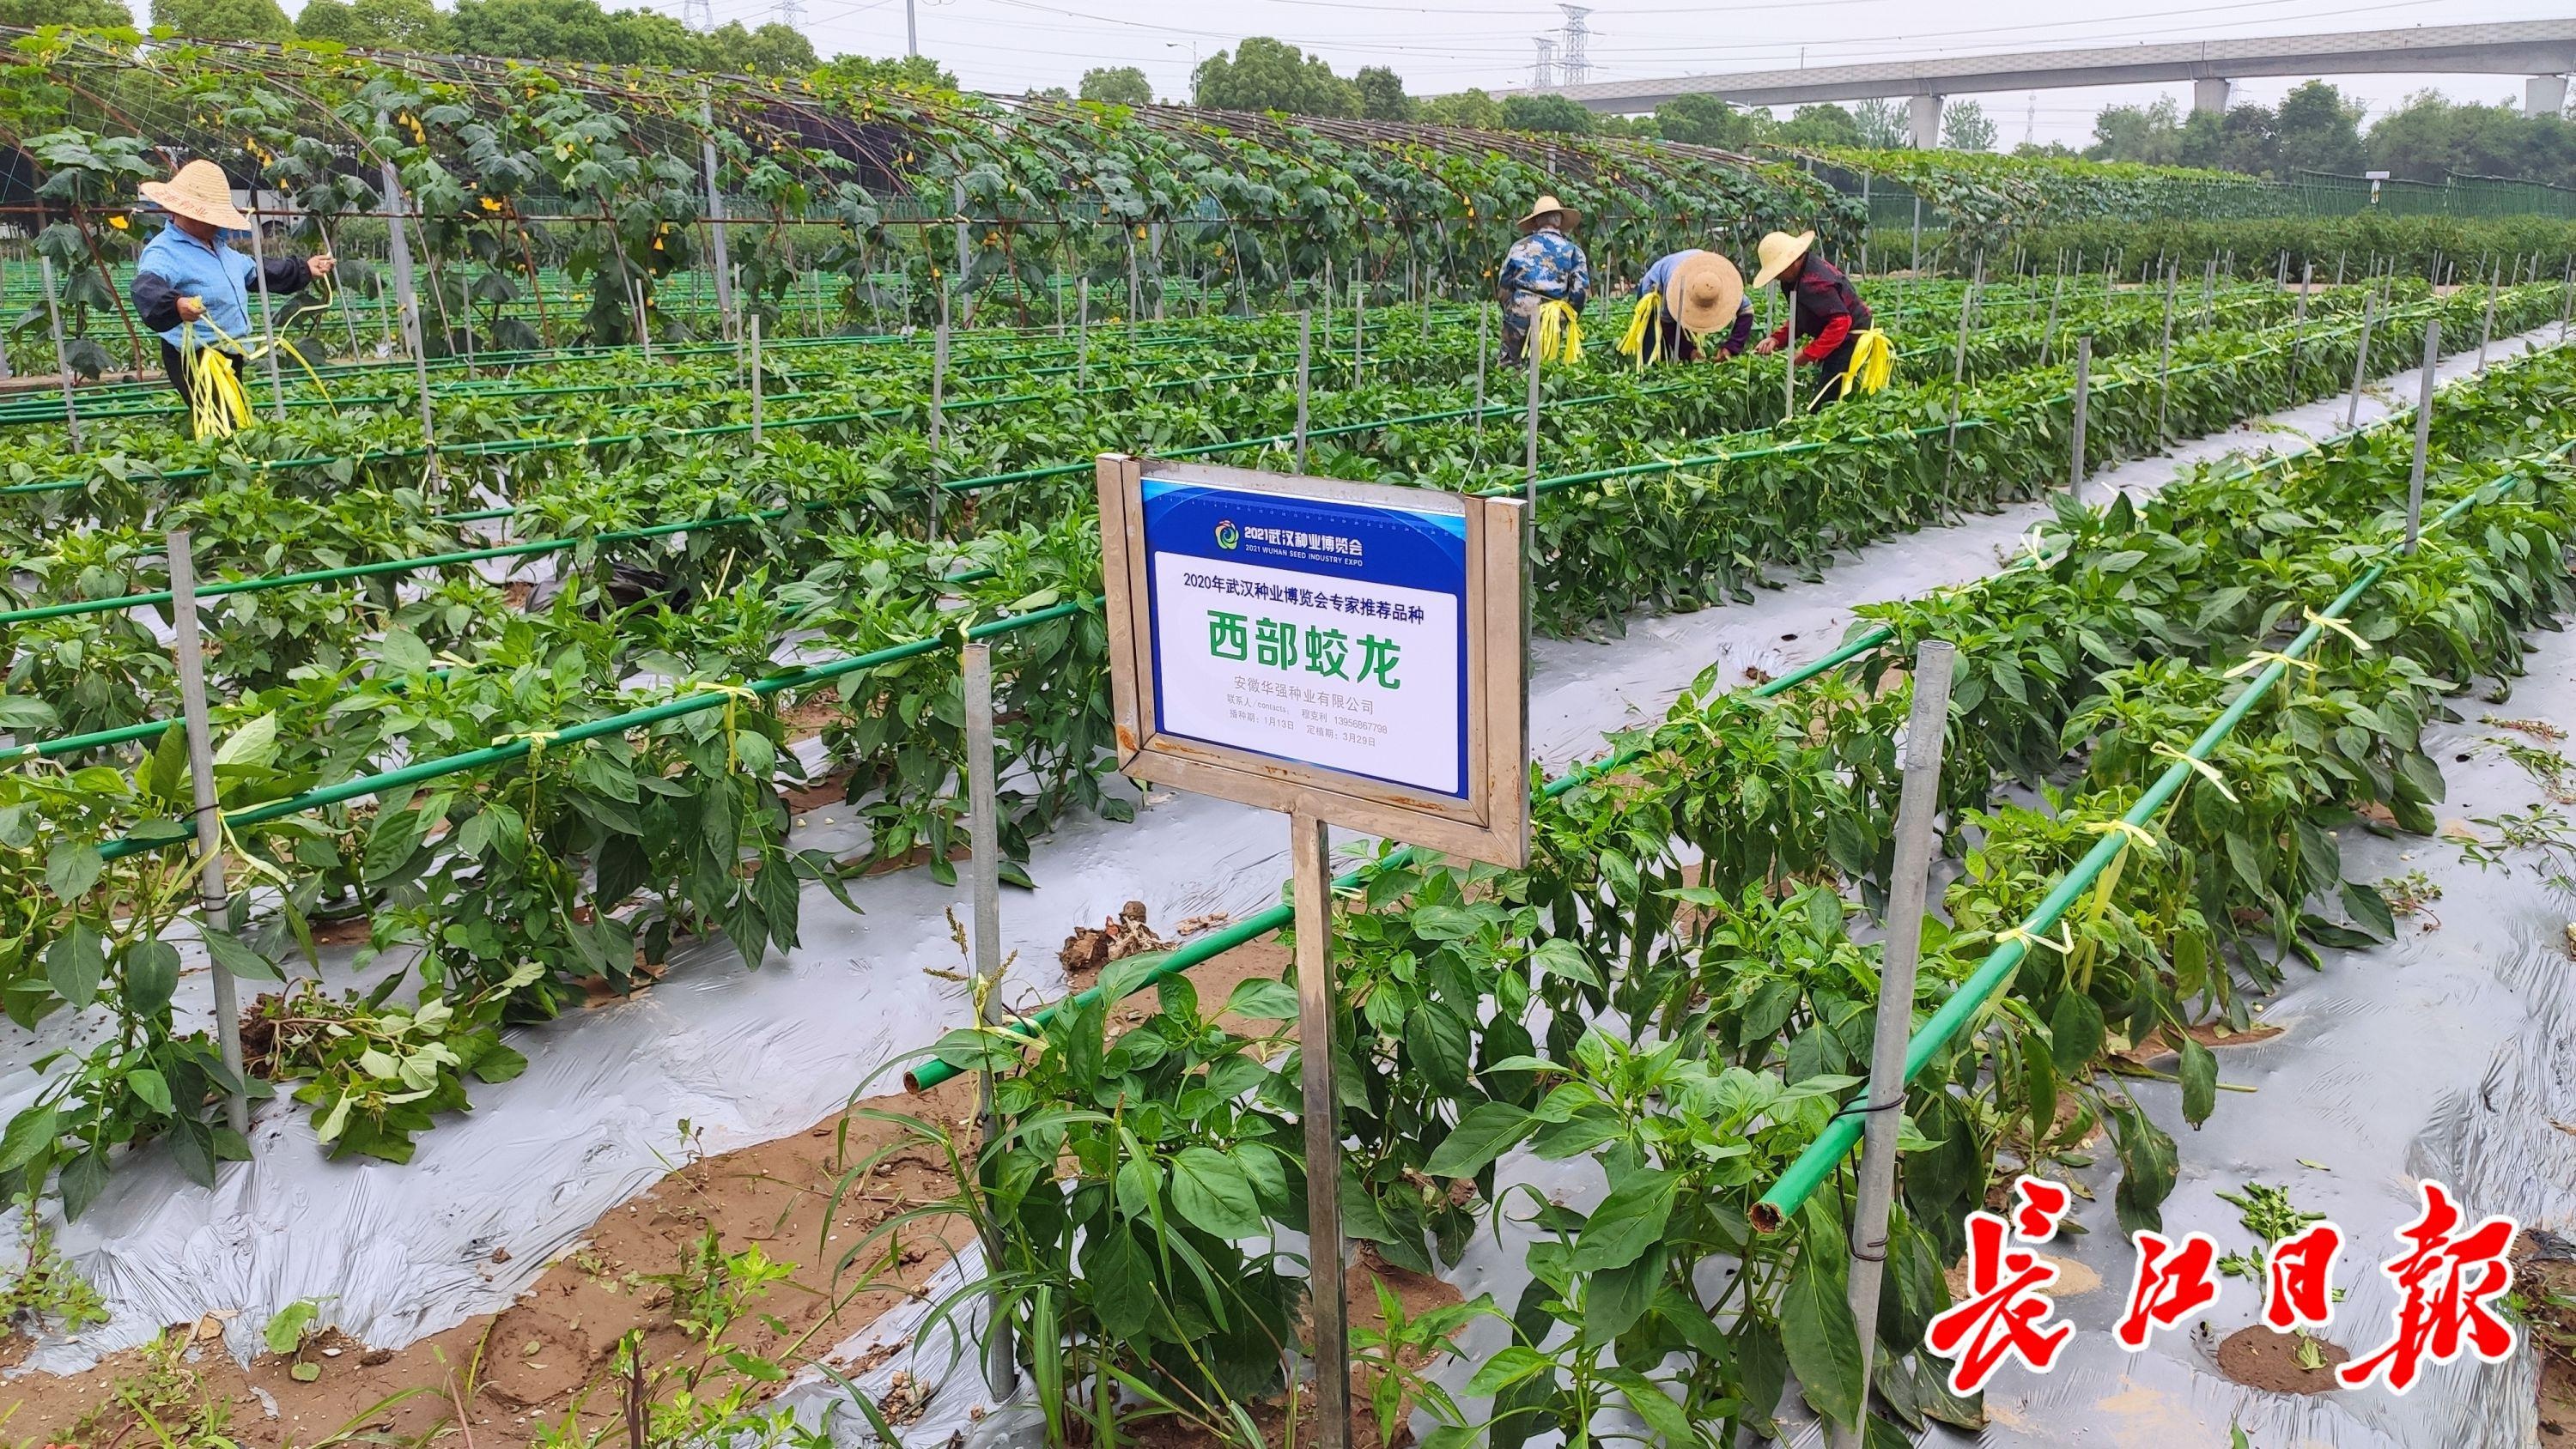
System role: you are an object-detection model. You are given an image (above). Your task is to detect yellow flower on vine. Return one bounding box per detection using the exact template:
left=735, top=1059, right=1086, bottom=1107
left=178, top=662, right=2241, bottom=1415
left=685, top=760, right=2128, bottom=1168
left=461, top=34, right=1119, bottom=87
left=108, top=215, right=129, bottom=230
left=479, top=196, right=503, bottom=214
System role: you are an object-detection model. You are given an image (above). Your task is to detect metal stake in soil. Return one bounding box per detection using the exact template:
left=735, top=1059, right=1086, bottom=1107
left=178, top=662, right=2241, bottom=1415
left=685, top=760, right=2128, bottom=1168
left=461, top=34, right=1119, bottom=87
left=1288, top=811, right=1352, bottom=1449
left=931, top=312, right=950, bottom=538
left=167, top=529, right=252, bottom=1138
left=245, top=206, right=287, bottom=421
left=1294, top=310, right=1313, bottom=474
left=1076, top=278, right=1091, bottom=389
left=2287, top=263, right=2312, bottom=394
left=39, top=258, right=79, bottom=451
left=1352, top=278, right=1364, bottom=389
left=2405, top=321, right=2440, bottom=556
left=2069, top=336, right=2091, bottom=499
left=2346, top=290, right=2380, bottom=430
left=2156, top=264, right=2177, bottom=438
left=2478, top=262, right=2498, bottom=370
left=1836, top=638, right=1956, bottom=1449
left=959, top=640, right=1018, bottom=1398
left=748, top=313, right=763, bottom=447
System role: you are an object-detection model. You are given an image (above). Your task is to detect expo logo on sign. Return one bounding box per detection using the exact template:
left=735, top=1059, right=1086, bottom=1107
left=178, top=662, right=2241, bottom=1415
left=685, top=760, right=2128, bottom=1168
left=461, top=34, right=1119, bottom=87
left=1926, top=1177, right=2519, bottom=1397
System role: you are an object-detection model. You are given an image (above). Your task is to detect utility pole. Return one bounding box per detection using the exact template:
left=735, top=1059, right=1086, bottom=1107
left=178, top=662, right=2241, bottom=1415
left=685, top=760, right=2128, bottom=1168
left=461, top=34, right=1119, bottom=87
left=905, top=0, right=918, bottom=56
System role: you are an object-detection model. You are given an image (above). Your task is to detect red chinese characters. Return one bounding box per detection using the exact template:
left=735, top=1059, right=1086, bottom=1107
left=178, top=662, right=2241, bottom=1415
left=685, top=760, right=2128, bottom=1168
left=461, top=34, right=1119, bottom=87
left=2263, top=1221, right=2345, bottom=1332
left=2113, top=1229, right=2221, bottom=1349
left=2337, top=1181, right=2518, bottom=1393
left=1924, top=1179, right=2075, bottom=1394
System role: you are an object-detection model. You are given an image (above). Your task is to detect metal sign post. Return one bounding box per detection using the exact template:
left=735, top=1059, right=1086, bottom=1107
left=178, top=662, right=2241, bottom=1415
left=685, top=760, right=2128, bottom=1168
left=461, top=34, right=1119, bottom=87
left=1294, top=310, right=1313, bottom=474
left=2405, top=321, right=2440, bottom=555
left=39, top=258, right=81, bottom=451
left=959, top=640, right=1018, bottom=1398
left=1095, top=456, right=1528, bottom=1449
left=1836, top=639, right=1954, bottom=1449
left=167, top=530, right=252, bottom=1137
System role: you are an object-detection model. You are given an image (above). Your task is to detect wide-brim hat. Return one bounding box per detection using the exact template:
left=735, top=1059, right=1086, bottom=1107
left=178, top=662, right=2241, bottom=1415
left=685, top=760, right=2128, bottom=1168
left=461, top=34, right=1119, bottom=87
left=1666, top=250, right=1743, bottom=335
left=1516, top=193, right=1583, bottom=233
left=1752, top=229, right=1816, bottom=288
left=139, top=160, right=248, bottom=231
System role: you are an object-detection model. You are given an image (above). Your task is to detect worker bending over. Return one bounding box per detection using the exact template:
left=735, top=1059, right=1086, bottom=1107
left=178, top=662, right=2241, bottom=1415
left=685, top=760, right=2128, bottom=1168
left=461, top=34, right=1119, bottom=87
left=1497, top=194, right=1589, bottom=366
left=130, top=160, right=333, bottom=438
left=1621, top=248, right=1751, bottom=367
left=1749, top=230, right=1889, bottom=409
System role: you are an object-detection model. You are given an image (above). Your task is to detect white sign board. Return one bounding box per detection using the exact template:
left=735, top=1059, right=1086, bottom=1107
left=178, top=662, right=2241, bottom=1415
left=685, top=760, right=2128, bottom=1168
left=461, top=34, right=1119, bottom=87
left=1096, top=456, right=1528, bottom=866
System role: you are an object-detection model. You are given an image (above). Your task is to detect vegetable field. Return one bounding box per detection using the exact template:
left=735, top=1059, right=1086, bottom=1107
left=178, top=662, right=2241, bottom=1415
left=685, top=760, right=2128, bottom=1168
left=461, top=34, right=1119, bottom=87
left=5, top=31, right=2576, bottom=1449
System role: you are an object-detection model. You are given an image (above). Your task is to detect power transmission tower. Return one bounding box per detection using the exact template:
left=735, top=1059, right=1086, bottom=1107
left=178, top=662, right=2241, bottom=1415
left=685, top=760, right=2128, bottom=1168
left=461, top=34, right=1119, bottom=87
left=1531, top=37, right=1555, bottom=88
left=680, top=0, right=712, bottom=29
left=1557, top=6, right=1592, bottom=85
left=775, top=0, right=805, bottom=29
left=2022, top=94, right=2037, bottom=147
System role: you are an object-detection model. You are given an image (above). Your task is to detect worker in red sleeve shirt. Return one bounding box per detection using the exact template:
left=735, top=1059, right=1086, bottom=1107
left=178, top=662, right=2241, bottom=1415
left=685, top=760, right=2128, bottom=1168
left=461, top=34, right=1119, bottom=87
left=1749, top=230, right=1874, bottom=410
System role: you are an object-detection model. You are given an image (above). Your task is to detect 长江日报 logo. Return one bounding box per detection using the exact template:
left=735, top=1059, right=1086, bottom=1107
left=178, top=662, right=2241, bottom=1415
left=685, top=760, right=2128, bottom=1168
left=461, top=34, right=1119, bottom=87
left=1215, top=520, right=1240, bottom=550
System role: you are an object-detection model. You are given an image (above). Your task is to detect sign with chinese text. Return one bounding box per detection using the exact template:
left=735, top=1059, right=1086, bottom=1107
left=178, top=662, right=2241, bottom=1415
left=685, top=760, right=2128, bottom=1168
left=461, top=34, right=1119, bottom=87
left=1096, top=457, right=1527, bottom=866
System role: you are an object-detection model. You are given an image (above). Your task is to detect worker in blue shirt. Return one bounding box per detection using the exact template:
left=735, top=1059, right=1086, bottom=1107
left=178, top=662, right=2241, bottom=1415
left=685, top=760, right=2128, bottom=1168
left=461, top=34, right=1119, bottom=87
left=128, top=160, right=333, bottom=436
left=1496, top=194, right=1589, bottom=366
left=1625, top=249, right=1753, bottom=367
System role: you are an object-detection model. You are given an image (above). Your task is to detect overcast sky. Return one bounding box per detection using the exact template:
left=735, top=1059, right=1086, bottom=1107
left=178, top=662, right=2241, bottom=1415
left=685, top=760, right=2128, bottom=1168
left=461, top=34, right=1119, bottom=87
left=674, top=0, right=2572, bottom=149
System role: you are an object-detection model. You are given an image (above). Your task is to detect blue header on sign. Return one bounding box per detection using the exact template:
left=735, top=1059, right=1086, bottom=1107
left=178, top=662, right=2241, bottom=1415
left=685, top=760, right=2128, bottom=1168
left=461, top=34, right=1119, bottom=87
left=1140, top=478, right=1466, bottom=594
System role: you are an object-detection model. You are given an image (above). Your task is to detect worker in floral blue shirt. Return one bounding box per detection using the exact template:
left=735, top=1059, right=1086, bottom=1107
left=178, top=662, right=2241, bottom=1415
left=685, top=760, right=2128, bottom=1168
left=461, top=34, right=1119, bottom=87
left=1495, top=194, right=1589, bottom=366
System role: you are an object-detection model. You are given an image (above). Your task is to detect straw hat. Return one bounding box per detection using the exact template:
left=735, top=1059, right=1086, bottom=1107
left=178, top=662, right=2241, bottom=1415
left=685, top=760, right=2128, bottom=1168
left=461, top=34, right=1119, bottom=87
left=1516, top=193, right=1582, bottom=233
left=1664, top=250, right=1742, bottom=335
left=1751, top=230, right=1816, bottom=288
left=139, top=160, right=248, bottom=231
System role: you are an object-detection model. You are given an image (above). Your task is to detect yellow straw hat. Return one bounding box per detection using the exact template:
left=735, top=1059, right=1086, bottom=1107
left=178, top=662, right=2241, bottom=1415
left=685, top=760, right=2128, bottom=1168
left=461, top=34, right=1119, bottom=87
left=1516, top=193, right=1583, bottom=233
left=1665, top=250, right=1742, bottom=334
left=1751, top=230, right=1816, bottom=288
left=139, top=160, right=249, bottom=232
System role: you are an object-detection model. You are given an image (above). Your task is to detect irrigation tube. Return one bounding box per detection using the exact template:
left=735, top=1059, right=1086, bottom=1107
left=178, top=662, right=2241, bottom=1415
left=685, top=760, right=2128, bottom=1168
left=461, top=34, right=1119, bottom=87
left=1747, top=434, right=2576, bottom=1232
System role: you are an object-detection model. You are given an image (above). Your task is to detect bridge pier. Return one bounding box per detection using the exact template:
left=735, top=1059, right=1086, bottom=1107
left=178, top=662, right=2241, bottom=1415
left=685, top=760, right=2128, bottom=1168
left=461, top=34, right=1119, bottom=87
left=2528, top=74, right=2567, bottom=117
left=1909, top=93, right=1943, bottom=149
left=2193, top=76, right=2233, bottom=113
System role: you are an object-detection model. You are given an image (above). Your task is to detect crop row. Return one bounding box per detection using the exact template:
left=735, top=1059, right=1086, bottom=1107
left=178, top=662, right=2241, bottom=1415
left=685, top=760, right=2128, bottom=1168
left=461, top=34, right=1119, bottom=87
left=895, top=341, right=2576, bottom=1447
left=0, top=281, right=2337, bottom=744
left=0, top=284, right=2537, bottom=1228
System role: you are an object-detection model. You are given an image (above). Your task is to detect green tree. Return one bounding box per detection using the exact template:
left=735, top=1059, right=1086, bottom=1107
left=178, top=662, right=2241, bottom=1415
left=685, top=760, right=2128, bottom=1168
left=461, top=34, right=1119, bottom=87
left=1652, top=92, right=1766, bottom=149
left=1193, top=37, right=1358, bottom=118
left=1419, top=88, right=1504, bottom=129
left=446, top=0, right=699, bottom=65
left=154, top=0, right=291, bottom=39
left=1078, top=65, right=1152, bottom=106
left=1499, top=93, right=1593, bottom=134
left=1773, top=103, right=1862, bottom=148
left=705, top=19, right=815, bottom=72
left=2087, top=95, right=2185, bottom=164
left=1354, top=64, right=1414, bottom=122
left=1853, top=97, right=1907, bottom=149
left=0, top=0, right=131, bottom=22
left=2366, top=92, right=2576, bottom=188
left=296, top=0, right=443, bottom=47
left=2275, top=80, right=2366, bottom=175
left=1939, top=99, right=1997, bottom=152
left=812, top=52, right=957, bottom=88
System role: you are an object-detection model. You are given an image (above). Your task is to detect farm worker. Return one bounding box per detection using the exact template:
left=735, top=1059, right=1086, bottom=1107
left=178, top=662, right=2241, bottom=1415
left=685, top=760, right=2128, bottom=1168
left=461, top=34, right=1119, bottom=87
left=1748, top=230, right=1893, bottom=410
left=1496, top=194, right=1589, bottom=367
left=129, top=160, right=335, bottom=439
left=1618, top=248, right=1751, bottom=367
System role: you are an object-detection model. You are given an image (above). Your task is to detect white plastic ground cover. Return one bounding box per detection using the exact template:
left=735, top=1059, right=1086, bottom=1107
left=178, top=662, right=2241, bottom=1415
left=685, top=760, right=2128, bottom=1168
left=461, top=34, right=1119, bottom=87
left=0, top=326, right=2555, bottom=1385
